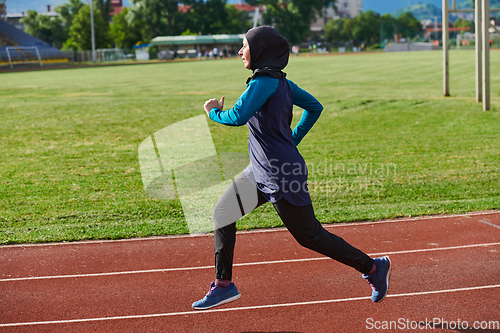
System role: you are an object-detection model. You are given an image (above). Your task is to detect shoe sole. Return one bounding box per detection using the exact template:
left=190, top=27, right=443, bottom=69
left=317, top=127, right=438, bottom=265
left=192, top=293, right=241, bottom=310
left=375, top=256, right=391, bottom=303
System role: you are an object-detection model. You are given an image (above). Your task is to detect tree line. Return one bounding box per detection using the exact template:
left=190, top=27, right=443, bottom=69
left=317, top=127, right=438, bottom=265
left=21, top=0, right=254, bottom=50
left=324, top=10, right=423, bottom=48
left=20, top=0, right=432, bottom=52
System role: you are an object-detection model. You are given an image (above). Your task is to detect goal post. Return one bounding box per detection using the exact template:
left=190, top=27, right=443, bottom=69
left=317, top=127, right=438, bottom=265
left=6, top=46, right=43, bottom=69
left=482, top=0, right=490, bottom=111
left=444, top=0, right=499, bottom=111
left=475, top=0, right=482, bottom=103
left=443, top=0, right=450, bottom=97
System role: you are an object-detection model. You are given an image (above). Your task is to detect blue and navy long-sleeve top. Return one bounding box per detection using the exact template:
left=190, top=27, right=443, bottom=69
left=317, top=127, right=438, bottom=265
left=209, top=76, right=323, bottom=206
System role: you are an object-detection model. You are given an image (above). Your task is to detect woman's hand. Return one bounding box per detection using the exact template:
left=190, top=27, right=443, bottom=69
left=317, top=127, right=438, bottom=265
left=204, top=96, right=225, bottom=116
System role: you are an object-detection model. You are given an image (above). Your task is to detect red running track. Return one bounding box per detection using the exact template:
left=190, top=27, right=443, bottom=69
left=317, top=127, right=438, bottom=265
left=1, top=211, right=499, bottom=332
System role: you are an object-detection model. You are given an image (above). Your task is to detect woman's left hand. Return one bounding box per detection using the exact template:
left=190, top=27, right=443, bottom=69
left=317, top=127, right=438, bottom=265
left=204, top=96, right=225, bottom=116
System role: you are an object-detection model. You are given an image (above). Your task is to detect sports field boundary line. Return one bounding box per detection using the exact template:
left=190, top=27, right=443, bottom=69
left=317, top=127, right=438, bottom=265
left=1, top=210, right=498, bottom=248
left=2, top=242, right=499, bottom=282
left=1, top=284, right=499, bottom=327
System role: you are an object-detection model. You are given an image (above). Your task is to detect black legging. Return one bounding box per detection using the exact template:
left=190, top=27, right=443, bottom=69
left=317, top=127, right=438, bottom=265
left=213, top=173, right=374, bottom=281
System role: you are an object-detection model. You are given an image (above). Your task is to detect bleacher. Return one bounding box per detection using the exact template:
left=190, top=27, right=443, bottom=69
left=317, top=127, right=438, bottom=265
left=0, top=19, right=70, bottom=67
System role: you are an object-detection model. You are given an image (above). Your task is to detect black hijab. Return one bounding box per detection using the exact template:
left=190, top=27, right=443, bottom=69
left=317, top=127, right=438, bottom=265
left=244, top=26, right=290, bottom=84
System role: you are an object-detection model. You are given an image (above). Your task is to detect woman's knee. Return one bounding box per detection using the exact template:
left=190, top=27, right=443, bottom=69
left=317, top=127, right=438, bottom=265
left=214, top=222, right=236, bottom=252
left=290, top=224, right=322, bottom=249
left=213, top=199, right=239, bottom=230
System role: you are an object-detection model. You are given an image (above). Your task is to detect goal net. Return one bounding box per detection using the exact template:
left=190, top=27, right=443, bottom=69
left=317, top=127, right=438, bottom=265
left=6, top=46, right=42, bottom=68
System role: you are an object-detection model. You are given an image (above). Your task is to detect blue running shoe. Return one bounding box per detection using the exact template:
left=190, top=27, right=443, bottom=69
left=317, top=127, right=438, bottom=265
left=362, top=256, right=391, bottom=303
left=192, top=282, right=241, bottom=310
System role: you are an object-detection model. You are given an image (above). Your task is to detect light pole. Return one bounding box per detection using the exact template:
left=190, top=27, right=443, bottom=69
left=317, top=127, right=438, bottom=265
left=434, top=16, right=438, bottom=40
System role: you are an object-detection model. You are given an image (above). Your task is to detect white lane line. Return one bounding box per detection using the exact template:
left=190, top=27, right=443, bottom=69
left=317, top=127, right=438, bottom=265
left=2, top=210, right=498, bottom=248
left=2, top=242, right=499, bottom=282
left=478, top=220, right=500, bottom=230
left=1, top=284, right=499, bottom=327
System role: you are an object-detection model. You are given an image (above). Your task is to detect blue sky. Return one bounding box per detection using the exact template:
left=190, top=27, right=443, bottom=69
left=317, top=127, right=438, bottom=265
left=364, top=0, right=444, bottom=14
left=7, top=0, right=133, bottom=14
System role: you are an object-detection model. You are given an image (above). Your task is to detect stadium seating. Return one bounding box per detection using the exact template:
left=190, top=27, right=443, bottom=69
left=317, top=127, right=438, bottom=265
left=0, top=19, right=69, bottom=66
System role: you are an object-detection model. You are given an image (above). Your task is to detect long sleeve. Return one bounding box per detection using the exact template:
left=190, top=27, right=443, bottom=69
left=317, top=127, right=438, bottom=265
left=209, top=76, right=279, bottom=126
left=288, top=80, right=323, bottom=146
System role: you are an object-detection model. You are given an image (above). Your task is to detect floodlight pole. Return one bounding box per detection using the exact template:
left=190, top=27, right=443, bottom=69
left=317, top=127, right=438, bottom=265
left=442, top=0, right=450, bottom=97
left=90, top=0, right=96, bottom=62
left=481, top=0, right=490, bottom=110
left=253, top=6, right=259, bottom=28
left=475, top=0, right=482, bottom=102
left=434, top=16, right=438, bottom=39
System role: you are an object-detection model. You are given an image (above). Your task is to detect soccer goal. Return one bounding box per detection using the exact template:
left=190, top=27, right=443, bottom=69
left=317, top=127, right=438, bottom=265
left=444, top=0, right=500, bottom=111
left=6, top=46, right=43, bottom=69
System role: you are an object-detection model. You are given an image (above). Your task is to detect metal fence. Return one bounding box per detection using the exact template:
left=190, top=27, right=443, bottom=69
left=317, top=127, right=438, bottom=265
left=64, top=48, right=136, bottom=63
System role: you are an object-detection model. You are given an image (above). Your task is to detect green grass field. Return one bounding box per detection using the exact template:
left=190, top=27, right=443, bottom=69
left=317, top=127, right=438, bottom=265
left=1, top=50, right=499, bottom=244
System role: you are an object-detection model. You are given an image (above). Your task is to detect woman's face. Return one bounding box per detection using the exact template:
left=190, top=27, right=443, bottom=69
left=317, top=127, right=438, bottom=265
left=238, top=37, right=251, bottom=70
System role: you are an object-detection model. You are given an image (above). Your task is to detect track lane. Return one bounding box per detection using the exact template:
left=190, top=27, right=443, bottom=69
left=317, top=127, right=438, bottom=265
left=1, top=245, right=499, bottom=328
left=1, top=212, right=499, bottom=279
left=0, top=211, right=499, bottom=332
left=1, top=286, right=499, bottom=332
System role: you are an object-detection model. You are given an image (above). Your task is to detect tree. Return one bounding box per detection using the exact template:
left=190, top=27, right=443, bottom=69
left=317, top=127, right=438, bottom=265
left=55, top=0, right=85, bottom=49
left=396, top=12, right=423, bottom=39
left=95, top=0, right=112, bottom=23
left=128, top=0, right=184, bottom=40
left=323, top=17, right=350, bottom=45
left=21, top=10, right=42, bottom=38
left=454, top=18, right=474, bottom=34
left=329, top=11, right=421, bottom=47
left=246, top=0, right=335, bottom=44
left=62, top=37, right=79, bottom=51
left=20, top=10, right=67, bottom=48
left=56, top=0, right=84, bottom=29
left=128, top=0, right=252, bottom=42
left=110, top=7, right=143, bottom=48
left=110, top=7, right=128, bottom=48
left=380, top=13, right=397, bottom=42
left=225, top=4, right=252, bottom=34
left=184, top=0, right=229, bottom=35
left=350, top=10, right=380, bottom=46
left=340, top=17, right=354, bottom=43
left=69, top=4, right=112, bottom=50
left=184, top=0, right=252, bottom=35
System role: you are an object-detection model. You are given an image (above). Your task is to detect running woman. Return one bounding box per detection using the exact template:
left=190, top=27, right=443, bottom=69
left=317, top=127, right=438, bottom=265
left=192, top=26, right=391, bottom=310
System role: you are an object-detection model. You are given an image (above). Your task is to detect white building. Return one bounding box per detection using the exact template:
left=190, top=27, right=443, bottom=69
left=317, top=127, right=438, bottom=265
left=6, top=5, right=60, bottom=30
left=337, top=0, right=363, bottom=19
left=310, top=0, right=363, bottom=32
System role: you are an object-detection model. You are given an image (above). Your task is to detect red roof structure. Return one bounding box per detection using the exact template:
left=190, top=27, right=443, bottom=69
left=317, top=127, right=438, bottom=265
left=110, top=0, right=123, bottom=16
left=234, top=3, right=264, bottom=12
left=178, top=4, right=193, bottom=13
